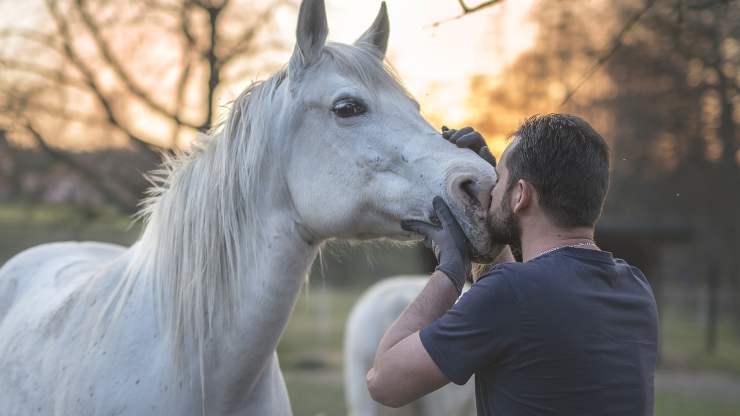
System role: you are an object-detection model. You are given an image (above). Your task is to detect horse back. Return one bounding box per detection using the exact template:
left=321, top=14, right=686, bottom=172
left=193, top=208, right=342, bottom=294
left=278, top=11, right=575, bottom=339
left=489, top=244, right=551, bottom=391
left=0, top=241, right=126, bottom=324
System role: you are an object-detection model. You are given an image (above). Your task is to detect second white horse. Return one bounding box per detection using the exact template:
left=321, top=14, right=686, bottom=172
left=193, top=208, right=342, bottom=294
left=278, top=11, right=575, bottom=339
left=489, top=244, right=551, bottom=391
left=345, top=276, right=476, bottom=416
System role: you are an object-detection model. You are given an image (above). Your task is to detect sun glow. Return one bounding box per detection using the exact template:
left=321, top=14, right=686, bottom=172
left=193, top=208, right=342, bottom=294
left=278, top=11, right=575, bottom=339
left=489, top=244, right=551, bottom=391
left=237, top=0, right=537, bottom=157
left=326, top=0, right=537, bottom=143
left=0, top=0, right=536, bottom=152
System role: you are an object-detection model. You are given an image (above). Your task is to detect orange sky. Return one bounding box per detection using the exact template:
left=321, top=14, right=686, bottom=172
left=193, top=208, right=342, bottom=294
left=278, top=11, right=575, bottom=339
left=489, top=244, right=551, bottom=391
left=242, top=0, right=538, bottom=157
left=0, top=0, right=536, bottom=155
left=314, top=0, right=536, bottom=126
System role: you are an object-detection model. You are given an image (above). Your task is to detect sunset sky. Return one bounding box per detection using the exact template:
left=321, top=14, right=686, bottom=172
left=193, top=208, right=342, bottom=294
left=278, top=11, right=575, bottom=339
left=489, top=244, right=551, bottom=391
left=294, top=0, right=537, bottom=126
left=0, top=0, right=537, bottom=154
left=258, top=0, right=538, bottom=157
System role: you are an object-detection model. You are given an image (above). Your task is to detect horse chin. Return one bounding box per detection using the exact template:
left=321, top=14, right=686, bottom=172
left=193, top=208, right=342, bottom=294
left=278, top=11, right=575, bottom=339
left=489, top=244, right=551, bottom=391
left=468, top=232, right=505, bottom=264
left=456, top=212, right=503, bottom=264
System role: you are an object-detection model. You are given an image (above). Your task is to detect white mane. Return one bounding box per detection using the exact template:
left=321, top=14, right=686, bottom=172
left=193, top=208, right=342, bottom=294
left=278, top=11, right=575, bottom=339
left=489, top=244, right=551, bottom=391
left=100, top=43, right=410, bottom=363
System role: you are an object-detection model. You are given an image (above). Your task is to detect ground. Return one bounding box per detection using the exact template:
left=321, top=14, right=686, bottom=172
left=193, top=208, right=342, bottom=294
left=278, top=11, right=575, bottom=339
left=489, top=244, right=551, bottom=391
left=1, top=204, right=740, bottom=415
left=279, top=286, right=740, bottom=416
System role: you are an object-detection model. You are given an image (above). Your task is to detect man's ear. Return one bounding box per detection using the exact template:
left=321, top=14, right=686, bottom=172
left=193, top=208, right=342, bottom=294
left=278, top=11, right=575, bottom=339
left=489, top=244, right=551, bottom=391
left=512, top=179, right=533, bottom=214
left=289, top=0, right=329, bottom=81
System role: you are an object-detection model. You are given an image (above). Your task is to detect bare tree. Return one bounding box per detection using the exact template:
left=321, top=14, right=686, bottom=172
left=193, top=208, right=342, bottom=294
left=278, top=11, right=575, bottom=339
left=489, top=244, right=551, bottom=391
left=468, top=0, right=740, bottom=338
left=0, top=0, right=293, bottom=212
left=431, top=0, right=506, bottom=27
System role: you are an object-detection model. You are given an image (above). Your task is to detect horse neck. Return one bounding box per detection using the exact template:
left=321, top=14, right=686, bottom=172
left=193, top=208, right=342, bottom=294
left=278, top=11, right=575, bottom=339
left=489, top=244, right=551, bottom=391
left=130, top=191, right=319, bottom=408
left=128, top=121, right=319, bottom=361
left=225, top=207, right=319, bottom=354
left=198, top=201, right=320, bottom=407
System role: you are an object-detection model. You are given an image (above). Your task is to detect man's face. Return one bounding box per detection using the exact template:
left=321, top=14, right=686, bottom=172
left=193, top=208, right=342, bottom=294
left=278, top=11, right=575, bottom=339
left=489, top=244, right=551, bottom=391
left=487, top=140, right=522, bottom=248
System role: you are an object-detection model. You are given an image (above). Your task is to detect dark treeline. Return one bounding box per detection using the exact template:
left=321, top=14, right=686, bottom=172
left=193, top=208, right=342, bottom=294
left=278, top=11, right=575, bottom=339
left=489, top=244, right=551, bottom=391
left=468, top=0, right=739, bottom=336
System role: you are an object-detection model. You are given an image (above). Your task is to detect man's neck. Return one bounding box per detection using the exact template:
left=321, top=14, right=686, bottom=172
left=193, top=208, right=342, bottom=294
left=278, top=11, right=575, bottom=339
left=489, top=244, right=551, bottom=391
left=519, top=219, right=597, bottom=262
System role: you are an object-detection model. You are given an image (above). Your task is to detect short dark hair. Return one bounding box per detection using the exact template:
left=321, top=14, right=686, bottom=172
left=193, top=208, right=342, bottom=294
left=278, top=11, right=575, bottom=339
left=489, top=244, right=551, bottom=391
left=506, top=114, right=610, bottom=228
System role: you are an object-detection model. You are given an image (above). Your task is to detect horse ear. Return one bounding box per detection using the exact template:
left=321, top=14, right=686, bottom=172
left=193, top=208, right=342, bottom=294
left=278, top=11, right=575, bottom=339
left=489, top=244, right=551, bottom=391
left=354, top=2, right=389, bottom=59
left=289, top=0, right=328, bottom=75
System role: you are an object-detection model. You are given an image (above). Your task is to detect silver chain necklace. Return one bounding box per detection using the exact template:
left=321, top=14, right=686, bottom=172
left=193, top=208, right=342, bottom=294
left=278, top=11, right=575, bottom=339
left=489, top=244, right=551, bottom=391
left=532, top=241, right=597, bottom=260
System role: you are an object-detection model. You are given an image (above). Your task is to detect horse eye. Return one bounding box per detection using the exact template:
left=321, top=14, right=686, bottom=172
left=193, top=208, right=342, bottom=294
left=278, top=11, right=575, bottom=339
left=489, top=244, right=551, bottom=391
left=332, top=99, right=366, bottom=118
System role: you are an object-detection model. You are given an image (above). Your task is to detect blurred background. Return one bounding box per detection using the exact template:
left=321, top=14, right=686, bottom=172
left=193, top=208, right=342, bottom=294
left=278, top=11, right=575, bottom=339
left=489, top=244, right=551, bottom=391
left=0, top=0, right=738, bottom=414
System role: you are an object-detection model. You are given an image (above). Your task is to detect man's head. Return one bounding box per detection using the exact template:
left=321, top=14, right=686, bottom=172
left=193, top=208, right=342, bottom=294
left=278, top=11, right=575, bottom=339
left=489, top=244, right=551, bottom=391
left=488, top=113, right=610, bottom=246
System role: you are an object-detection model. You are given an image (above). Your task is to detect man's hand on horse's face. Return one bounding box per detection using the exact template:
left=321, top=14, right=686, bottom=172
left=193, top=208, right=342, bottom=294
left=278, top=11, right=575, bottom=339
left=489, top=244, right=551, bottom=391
left=441, top=126, right=497, bottom=167
left=401, top=196, right=472, bottom=294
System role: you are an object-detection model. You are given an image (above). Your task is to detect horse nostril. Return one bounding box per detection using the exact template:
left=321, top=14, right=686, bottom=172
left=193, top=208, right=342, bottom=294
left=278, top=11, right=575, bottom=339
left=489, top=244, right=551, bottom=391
left=460, top=179, right=480, bottom=208
left=449, top=175, right=493, bottom=213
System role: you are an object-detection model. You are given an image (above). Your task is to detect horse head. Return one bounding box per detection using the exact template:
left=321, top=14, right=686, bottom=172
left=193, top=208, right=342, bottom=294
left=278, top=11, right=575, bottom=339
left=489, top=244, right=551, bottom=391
left=276, top=0, right=501, bottom=261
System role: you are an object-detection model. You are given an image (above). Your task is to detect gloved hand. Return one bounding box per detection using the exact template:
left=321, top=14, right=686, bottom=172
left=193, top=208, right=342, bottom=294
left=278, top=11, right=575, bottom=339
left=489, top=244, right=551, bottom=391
left=401, top=196, right=472, bottom=294
left=441, top=126, right=496, bottom=167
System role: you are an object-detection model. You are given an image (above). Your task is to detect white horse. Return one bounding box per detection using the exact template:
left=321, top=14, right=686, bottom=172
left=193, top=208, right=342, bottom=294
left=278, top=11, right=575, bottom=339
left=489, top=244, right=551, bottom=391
left=0, top=1, right=500, bottom=415
left=345, top=277, right=476, bottom=416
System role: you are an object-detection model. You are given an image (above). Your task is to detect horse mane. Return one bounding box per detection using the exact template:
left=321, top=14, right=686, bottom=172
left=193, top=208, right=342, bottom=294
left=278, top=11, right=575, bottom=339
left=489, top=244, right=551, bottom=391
left=98, top=43, right=412, bottom=365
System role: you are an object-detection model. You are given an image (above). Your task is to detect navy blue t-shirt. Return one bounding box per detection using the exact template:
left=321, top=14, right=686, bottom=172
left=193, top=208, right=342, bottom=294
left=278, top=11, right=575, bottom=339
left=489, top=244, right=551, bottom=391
left=420, top=247, right=658, bottom=416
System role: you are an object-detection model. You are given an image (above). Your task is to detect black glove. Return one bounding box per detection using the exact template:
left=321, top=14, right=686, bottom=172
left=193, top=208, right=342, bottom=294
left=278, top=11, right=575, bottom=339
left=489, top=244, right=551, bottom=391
left=401, top=196, right=472, bottom=294
left=441, top=126, right=496, bottom=167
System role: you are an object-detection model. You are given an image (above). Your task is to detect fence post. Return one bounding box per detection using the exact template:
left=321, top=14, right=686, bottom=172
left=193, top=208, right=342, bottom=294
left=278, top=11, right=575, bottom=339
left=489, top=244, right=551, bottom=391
left=706, top=264, right=719, bottom=354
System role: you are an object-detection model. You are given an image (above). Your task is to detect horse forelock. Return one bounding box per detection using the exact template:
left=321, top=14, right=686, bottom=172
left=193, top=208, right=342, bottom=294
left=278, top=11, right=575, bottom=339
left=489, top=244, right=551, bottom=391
left=320, top=42, right=413, bottom=101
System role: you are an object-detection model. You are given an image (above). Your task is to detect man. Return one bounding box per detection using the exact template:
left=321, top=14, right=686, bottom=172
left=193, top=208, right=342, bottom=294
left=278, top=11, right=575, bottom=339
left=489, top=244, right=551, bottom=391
left=366, top=114, right=658, bottom=415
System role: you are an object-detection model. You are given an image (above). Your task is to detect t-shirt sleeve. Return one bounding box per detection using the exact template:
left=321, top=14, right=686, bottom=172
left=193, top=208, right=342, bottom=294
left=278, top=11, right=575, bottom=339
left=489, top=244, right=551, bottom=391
left=420, top=268, right=521, bottom=385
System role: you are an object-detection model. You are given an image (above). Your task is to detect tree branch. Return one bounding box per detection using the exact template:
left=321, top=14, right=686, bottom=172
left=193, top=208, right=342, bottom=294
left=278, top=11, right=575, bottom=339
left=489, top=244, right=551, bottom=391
left=196, top=0, right=229, bottom=131
left=22, top=121, right=137, bottom=212
left=0, top=58, right=88, bottom=90
left=430, top=0, right=506, bottom=27
left=0, top=28, right=57, bottom=47
left=179, top=1, right=198, bottom=48
left=220, top=27, right=260, bottom=65
left=171, top=51, right=194, bottom=148
left=686, top=0, right=731, bottom=10
left=219, top=4, right=279, bottom=65
left=46, top=0, right=161, bottom=157
left=2, top=89, right=109, bottom=126
left=560, top=0, right=658, bottom=106
left=75, top=0, right=201, bottom=130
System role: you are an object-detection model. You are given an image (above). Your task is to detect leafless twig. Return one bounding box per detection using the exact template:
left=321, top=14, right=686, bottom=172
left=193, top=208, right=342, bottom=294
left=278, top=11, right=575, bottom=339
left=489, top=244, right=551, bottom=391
left=76, top=0, right=200, bottom=130
left=560, top=0, right=658, bottom=106
left=429, top=0, right=506, bottom=28
left=46, top=0, right=159, bottom=157
left=23, top=122, right=137, bottom=212
left=0, top=58, right=88, bottom=90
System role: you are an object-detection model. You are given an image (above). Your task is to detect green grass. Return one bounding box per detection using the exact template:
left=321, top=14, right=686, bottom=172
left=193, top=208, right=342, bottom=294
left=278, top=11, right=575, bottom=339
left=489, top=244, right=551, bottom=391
left=0, top=203, right=139, bottom=263
left=660, top=307, right=740, bottom=376
left=0, top=202, right=128, bottom=225
left=279, top=285, right=740, bottom=416
left=284, top=370, right=346, bottom=416
left=2, top=203, right=739, bottom=415
left=655, top=390, right=740, bottom=416
left=280, top=286, right=360, bottom=416
left=279, top=286, right=362, bottom=371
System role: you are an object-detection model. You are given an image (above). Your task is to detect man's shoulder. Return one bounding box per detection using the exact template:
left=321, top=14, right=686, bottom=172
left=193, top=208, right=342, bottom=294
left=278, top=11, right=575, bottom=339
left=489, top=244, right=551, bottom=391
left=477, top=259, right=547, bottom=285
left=475, top=254, right=591, bottom=300
left=473, top=262, right=531, bottom=301
left=612, top=257, right=655, bottom=296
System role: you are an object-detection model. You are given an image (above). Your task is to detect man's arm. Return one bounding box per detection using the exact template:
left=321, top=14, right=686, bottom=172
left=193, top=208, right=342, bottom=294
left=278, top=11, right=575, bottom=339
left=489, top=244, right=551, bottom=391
left=366, top=244, right=515, bottom=407
left=367, top=197, right=472, bottom=407
left=367, top=126, right=514, bottom=406
left=366, top=270, right=457, bottom=407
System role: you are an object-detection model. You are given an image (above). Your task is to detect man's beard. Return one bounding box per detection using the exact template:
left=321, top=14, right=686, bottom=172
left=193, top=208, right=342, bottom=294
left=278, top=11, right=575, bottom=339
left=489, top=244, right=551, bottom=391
left=487, top=189, right=522, bottom=252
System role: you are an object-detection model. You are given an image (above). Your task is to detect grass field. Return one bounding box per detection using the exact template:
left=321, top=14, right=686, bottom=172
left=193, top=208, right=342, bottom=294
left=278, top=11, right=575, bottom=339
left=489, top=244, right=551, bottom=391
left=2, top=204, right=740, bottom=415
left=279, top=286, right=740, bottom=416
